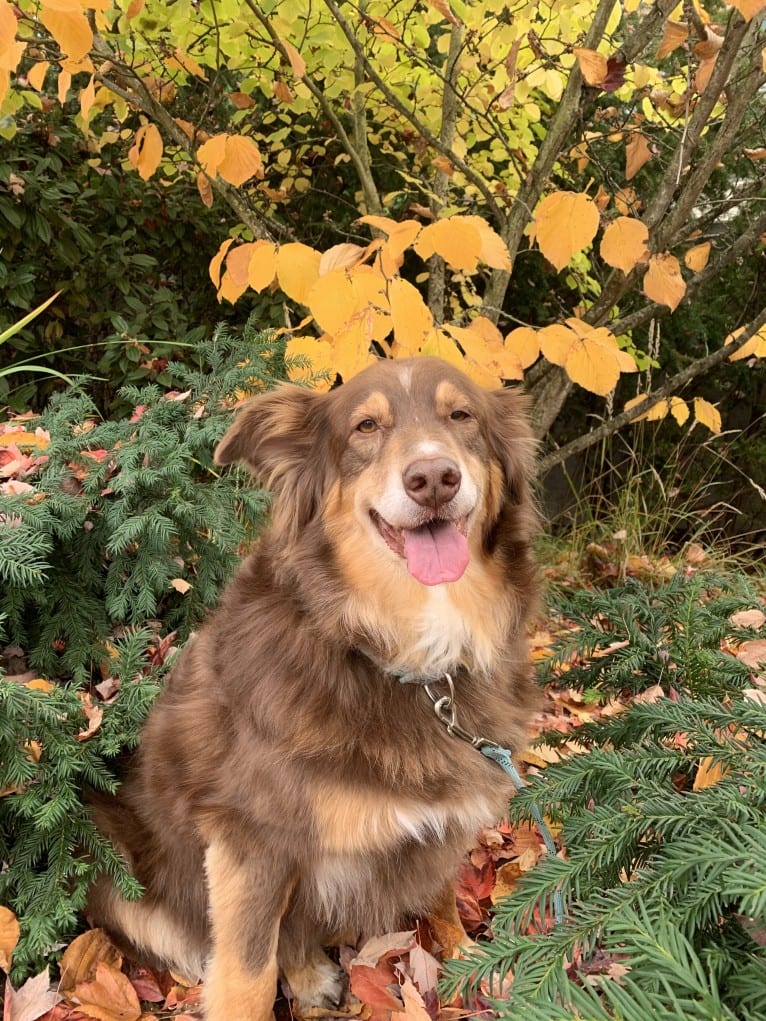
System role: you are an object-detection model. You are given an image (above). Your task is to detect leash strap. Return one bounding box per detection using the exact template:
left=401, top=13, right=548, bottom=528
left=424, top=674, right=564, bottom=926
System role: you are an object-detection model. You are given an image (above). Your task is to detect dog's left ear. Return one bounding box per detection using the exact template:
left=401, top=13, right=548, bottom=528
left=484, top=386, right=538, bottom=506
left=215, top=384, right=331, bottom=544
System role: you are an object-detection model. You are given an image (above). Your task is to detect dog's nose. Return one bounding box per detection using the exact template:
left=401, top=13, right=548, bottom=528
left=403, top=457, right=461, bottom=507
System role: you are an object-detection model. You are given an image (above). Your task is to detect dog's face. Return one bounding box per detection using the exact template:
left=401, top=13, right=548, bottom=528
left=215, top=357, right=535, bottom=589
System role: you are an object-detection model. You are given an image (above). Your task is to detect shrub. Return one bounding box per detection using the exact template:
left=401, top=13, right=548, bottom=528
left=0, top=320, right=287, bottom=977
left=443, top=573, right=766, bottom=1021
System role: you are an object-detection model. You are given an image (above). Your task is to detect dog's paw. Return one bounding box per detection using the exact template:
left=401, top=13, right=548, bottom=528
left=286, top=955, right=347, bottom=1014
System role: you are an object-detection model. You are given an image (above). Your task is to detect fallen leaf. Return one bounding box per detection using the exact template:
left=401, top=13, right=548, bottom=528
left=0, top=906, right=20, bottom=972
left=60, top=930, right=123, bottom=993
left=71, top=961, right=141, bottom=1021
left=730, top=610, right=766, bottom=630
left=391, top=975, right=431, bottom=1021
left=4, top=968, right=60, bottom=1021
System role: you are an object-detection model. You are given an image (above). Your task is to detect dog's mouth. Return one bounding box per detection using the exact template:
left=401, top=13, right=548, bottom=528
left=370, top=510, right=470, bottom=586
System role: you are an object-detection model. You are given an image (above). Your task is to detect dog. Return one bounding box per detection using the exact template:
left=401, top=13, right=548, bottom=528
left=88, top=355, right=540, bottom=1021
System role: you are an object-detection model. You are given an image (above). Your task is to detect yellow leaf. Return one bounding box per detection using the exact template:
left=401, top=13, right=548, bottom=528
left=282, top=39, right=306, bottom=78
left=171, top=47, right=207, bottom=80
left=127, top=123, right=163, bottom=181
left=460, top=216, right=512, bottom=271
left=0, top=429, right=50, bottom=449
left=669, top=396, right=690, bottom=425
left=694, top=397, right=721, bottom=434
left=447, top=319, right=523, bottom=384
left=0, top=906, right=20, bottom=972
left=348, top=268, right=391, bottom=343
left=504, top=326, right=540, bottom=369
left=420, top=328, right=468, bottom=375
left=170, top=578, right=191, bottom=594
left=27, top=61, right=50, bottom=91
left=275, top=242, right=321, bottom=305
left=563, top=329, right=622, bottom=396
left=331, top=312, right=378, bottom=382
left=534, top=192, right=600, bottom=272
left=79, top=74, right=95, bottom=121
left=39, top=0, right=93, bottom=63
left=725, top=324, right=766, bottom=361
left=643, top=253, right=686, bottom=311
left=413, top=217, right=484, bottom=272
left=657, top=20, right=688, bottom=60
left=625, top=132, right=652, bottom=180
left=727, top=0, right=765, bottom=19
left=389, top=277, right=433, bottom=354
left=308, top=270, right=356, bottom=335
left=209, top=237, right=234, bottom=289
left=600, top=217, right=649, bottom=274
left=573, top=46, right=607, bottom=86
left=247, top=240, right=278, bottom=292
left=693, top=756, right=729, bottom=790
left=358, top=215, right=422, bottom=277
left=285, top=336, right=335, bottom=390
left=539, top=323, right=577, bottom=366
left=625, top=394, right=669, bottom=422
left=684, top=241, right=711, bottom=272
left=198, top=133, right=262, bottom=187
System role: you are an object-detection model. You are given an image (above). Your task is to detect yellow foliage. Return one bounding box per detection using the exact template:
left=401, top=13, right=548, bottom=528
left=127, top=122, right=163, bottom=180
left=643, top=253, right=686, bottom=311
left=600, top=216, right=649, bottom=274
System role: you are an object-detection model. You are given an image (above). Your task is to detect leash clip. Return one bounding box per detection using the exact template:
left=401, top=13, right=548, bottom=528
left=423, top=674, right=494, bottom=750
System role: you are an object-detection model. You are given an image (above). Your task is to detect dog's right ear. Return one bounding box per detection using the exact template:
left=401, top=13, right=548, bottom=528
left=215, top=384, right=331, bottom=543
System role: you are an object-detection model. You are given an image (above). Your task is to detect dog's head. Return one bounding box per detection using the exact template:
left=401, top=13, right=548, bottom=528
left=215, top=356, right=536, bottom=586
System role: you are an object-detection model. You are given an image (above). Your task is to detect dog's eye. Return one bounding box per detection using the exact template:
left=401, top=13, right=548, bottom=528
left=356, top=418, right=378, bottom=434
left=450, top=409, right=471, bottom=421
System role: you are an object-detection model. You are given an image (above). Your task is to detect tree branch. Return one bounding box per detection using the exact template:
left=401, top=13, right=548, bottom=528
left=537, top=304, right=766, bottom=475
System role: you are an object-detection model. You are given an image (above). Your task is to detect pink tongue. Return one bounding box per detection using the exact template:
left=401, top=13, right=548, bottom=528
left=403, top=521, right=469, bottom=586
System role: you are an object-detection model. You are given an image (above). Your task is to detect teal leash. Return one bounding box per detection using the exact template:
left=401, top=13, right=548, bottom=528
left=423, top=674, right=565, bottom=926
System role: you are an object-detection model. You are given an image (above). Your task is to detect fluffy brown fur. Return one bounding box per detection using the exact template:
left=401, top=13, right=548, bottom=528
left=88, top=356, right=540, bottom=1021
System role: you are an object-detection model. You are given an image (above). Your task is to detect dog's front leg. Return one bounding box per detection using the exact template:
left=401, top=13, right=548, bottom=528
left=204, top=838, right=295, bottom=1021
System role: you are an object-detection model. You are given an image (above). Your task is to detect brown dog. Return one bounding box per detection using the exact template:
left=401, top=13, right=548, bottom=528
left=88, top=356, right=539, bottom=1021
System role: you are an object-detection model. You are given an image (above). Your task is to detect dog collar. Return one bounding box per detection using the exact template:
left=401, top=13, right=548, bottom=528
left=355, top=644, right=462, bottom=685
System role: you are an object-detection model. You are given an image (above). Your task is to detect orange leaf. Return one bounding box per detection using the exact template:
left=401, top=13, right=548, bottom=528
left=625, top=132, right=652, bottom=180
left=196, top=171, right=213, bottom=208
left=600, top=216, right=649, bottom=274
left=282, top=39, right=306, bottom=77
left=562, top=325, right=623, bottom=396
left=413, top=217, right=484, bottom=272
left=534, top=191, right=600, bottom=271
left=573, top=46, right=608, bottom=86
left=330, top=312, right=379, bottom=382
left=218, top=243, right=257, bottom=304
left=127, top=123, right=163, bottom=181
left=27, top=60, right=50, bottom=91
left=504, top=326, right=540, bottom=369
left=198, top=134, right=262, bottom=187
left=446, top=317, right=523, bottom=383
left=0, top=906, right=20, bottom=972
left=727, top=0, right=765, bottom=19
left=460, top=216, right=512, bottom=271
left=358, top=216, right=422, bottom=277
left=657, top=20, right=688, bottom=60
left=275, top=242, right=321, bottom=305
left=319, top=243, right=369, bottom=275
left=39, top=0, right=93, bottom=63
left=209, top=238, right=234, bottom=290
left=684, top=241, right=711, bottom=272
left=73, top=960, right=141, bottom=1021
left=643, top=253, right=686, bottom=311
left=420, top=328, right=470, bottom=377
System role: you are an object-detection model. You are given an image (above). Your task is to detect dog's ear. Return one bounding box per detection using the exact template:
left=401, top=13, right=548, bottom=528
left=483, top=386, right=538, bottom=506
left=215, top=384, right=331, bottom=544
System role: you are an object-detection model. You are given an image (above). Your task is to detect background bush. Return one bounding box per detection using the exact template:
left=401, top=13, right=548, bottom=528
left=0, top=320, right=287, bottom=977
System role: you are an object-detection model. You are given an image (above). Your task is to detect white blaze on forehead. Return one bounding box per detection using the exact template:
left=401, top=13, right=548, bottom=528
left=413, top=440, right=446, bottom=458
left=396, top=364, right=413, bottom=392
